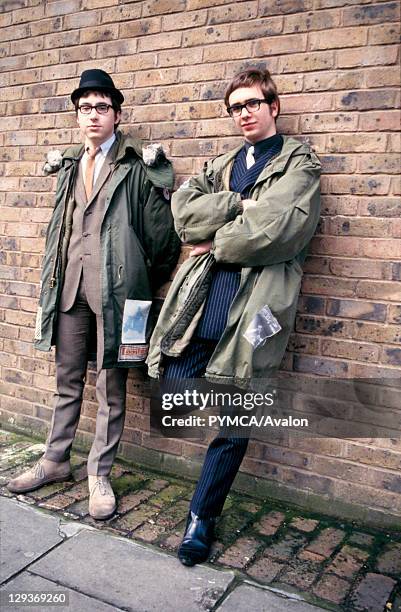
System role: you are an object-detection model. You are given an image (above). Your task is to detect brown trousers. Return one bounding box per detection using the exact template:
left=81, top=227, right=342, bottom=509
left=44, top=278, right=128, bottom=475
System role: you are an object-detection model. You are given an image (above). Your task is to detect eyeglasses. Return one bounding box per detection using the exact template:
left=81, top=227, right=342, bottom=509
left=227, top=98, right=268, bottom=117
left=78, top=103, right=113, bottom=115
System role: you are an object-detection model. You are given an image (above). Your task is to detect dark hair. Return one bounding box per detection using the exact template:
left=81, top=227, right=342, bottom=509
left=224, top=68, right=280, bottom=120
left=74, top=89, right=122, bottom=130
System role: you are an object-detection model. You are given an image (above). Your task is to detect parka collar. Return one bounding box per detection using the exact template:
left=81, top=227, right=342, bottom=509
left=60, top=131, right=174, bottom=190
left=206, top=135, right=311, bottom=178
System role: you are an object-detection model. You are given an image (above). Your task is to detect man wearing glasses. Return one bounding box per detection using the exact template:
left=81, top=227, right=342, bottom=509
left=7, top=69, right=180, bottom=520
left=148, top=67, right=321, bottom=566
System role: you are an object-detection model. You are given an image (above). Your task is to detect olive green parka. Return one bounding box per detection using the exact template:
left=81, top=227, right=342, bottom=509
left=147, top=136, right=321, bottom=388
left=34, top=131, right=181, bottom=368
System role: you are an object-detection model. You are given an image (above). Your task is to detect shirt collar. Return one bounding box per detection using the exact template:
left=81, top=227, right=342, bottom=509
left=85, top=133, right=116, bottom=158
left=99, top=132, right=116, bottom=156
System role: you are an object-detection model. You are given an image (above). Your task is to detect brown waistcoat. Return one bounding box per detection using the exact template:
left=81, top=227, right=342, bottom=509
left=59, top=141, right=118, bottom=315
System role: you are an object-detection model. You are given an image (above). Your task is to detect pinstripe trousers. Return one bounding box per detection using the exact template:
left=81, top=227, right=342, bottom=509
left=163, top=340, right=249, bottom=518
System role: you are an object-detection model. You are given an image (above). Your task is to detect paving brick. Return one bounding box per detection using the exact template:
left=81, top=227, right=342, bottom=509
left=312, top=573, right=351, bottom=604
left=111, top=473, right=146, bottom=496
left=290, top=517, right=319, bottom=533
left=327, top=545, right=370, bottom=579
left=305, top=528, right=345, bottom=558
left=218, top=537, right=261, bottom=569
left=117, top=489, right=154, bottom=514
left=247, top=555, right=284, bottom=582
left=154, top=500, right=188, bottom=529
left=279, top=559, right=321, bottom=590
left=147, top=478, right=169, bottom=492
left=28, top=481, right=72, bottom=501
left=254, top=510, right=286, bottom=536
left=349, top=573, right=397, bottom=611
left=148, top=484, right=189, bottom=508
left=66, top=499, right=89, bottom=518
left=133, top=522, right=166, bottom=542
left=112, top=505, right=157, bottom=532
left=159, top=530, right=183, bottom=552
left=215, top=510, right=254, bottom=544
left=265, top=531, right=308, bottom=562
left=376, top=542, right=401, bottom=575
left=38, top=494, right=74, bottom=510
left=348, top=532, right=375, bottom=548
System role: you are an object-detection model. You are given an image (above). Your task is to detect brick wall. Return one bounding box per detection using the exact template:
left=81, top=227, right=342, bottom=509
left=0, top=0, right=400, bottom=525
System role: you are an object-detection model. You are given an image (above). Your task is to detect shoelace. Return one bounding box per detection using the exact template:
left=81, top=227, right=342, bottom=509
left=91, top=478, right=112, bottom=496
left=32, top=461, right=45, bottom=479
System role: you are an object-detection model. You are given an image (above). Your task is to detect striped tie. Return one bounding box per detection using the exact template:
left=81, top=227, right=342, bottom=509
left=84, top=146, right=100, bottom=199
left=246, top=145, right=255, bottom=169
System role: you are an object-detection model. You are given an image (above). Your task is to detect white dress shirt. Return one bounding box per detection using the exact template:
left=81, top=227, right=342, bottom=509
left=81, top=133, right=116, bottom=186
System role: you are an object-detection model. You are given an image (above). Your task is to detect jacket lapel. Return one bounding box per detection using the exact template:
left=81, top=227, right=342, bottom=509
left=75, top=158, right=87, bottom=206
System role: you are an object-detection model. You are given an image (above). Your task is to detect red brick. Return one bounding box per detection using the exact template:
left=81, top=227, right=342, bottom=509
left=218, top=537, right=262, bottom=568
left=349, top=573, right=397, bottom=612
left=359, top=153, right=400, bottom=174
left=356, top=280, right=401, bottom=302
left=306, top=527, right=345, bottom=557
left=313, top=573, right=350, bottom=604
left=358, top=196, right=401, bottom=218
left=280, top=559, right=320, bottom=589
left=247, top=555, right=284, bottom=582
left=290, top=517, right=319, bottom=532
left=255, top=510, right=285, bottom=536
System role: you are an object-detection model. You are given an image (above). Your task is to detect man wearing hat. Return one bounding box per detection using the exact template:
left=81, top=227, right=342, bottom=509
left=7, top=69, right=180, bottom=519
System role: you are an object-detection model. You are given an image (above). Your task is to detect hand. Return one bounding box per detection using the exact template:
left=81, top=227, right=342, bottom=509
left=242, top=199, right=258, bottom=211
left=189, top=240, right=213, bottom=257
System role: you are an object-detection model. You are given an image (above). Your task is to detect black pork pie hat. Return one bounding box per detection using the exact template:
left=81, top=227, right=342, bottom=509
left=71, top=69, right=124, bottom=104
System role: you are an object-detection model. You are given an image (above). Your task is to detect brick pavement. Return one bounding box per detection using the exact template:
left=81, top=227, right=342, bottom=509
left=1, top=430, right=400, bottom=612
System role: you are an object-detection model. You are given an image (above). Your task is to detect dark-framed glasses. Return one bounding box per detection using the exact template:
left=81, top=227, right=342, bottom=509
left=227, top=98, right=268, bottom=117
left=78, top=103, right=113, bottom=115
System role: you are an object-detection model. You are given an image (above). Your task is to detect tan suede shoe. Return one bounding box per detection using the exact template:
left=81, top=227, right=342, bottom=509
left=7, top=458, right=72, bottom=494
left=88, top=475, right=116, bottom=520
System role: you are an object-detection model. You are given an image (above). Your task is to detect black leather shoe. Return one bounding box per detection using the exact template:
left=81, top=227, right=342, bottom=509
left=178, top=511, right=216, bottom=566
